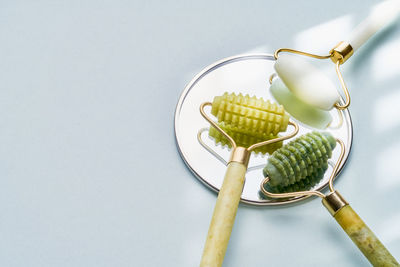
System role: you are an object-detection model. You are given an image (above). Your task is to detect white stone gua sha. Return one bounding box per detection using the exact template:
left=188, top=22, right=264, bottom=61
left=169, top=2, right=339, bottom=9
left=271, top=0, right=400, bottom=128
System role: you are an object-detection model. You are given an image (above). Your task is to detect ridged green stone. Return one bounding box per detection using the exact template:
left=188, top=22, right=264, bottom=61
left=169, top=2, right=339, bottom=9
left=263, top=131, right=336, bottom=191
left=264, top=163, right=328, bottom=193
left=211, top=92, right=290, bottom=136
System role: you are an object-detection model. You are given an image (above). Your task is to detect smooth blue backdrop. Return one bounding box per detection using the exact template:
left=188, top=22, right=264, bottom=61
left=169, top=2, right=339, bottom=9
left=0, top=1, right=399, bottom=266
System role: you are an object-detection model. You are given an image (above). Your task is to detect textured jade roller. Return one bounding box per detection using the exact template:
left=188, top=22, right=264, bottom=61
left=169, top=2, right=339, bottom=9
left=199, top=92, right=299, bottom=267
left=260, top=132, right=399, bottom=266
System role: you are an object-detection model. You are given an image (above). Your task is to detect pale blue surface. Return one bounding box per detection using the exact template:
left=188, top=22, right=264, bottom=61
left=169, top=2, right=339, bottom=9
left=0, top=1, right=399, bottom=266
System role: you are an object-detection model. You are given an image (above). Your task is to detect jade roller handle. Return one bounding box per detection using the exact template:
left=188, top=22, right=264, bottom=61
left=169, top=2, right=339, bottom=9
left=347, top=0, right=400, bottom=52
left=323, top=192, right=399, bottom=266
left=200, top=161, right=247, bottom=267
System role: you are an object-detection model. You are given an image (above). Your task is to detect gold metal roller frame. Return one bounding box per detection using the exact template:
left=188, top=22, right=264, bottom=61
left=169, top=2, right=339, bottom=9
left=274, top=41, right=354, bottom=110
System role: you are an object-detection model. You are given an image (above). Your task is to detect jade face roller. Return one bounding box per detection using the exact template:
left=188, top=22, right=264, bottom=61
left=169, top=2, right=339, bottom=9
left=199, top=92, right=299, bottom=266
left=270, top=0, right=400, bottom=129
left=260, top=132, right=399, bottom=266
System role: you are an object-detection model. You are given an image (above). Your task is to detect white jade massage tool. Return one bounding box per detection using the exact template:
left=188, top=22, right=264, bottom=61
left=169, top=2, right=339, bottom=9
left=271, top=0, right=400, bottom=128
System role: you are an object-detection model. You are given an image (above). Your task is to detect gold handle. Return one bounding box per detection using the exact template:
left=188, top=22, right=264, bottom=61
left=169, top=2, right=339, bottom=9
left=327, top=203, right=399, bottom=266
left=200, top=161, right=246, bottom=267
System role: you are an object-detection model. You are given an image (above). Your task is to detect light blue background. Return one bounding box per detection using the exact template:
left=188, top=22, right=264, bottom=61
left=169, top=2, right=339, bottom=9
left=0, top=1, right=399, bottom=266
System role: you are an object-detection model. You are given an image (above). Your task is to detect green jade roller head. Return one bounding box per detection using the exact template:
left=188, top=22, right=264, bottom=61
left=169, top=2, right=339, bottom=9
left=261, top=131, right=399, bottom=266
left=263, top=131, right=335, bottom=192
left=211, top=92, right=290, bottom=136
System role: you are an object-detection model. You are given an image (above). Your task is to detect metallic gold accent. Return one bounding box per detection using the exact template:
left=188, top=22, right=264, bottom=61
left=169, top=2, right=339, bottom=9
left=333, top=61, right=351, bottom=110
left=200, top=102, right=236, bottom=149
left=269, top=73, right=277, bottom=85
left=248, top=121, right=298, bottom=151
left=260, top=177, right=325, bottom=199
left=322, top=191, right=348, bottom=216
left=230, top=147, right=250, bottom=166
left=274, top=48, right=331, bottom=60
left=329, top=139, right=345, bottom=192
left=329, top=41, right=354, bottom=64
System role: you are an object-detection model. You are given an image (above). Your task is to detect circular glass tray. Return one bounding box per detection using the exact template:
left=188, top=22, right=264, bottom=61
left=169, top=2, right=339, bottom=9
left=175, top=53, right=352, bottom=206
